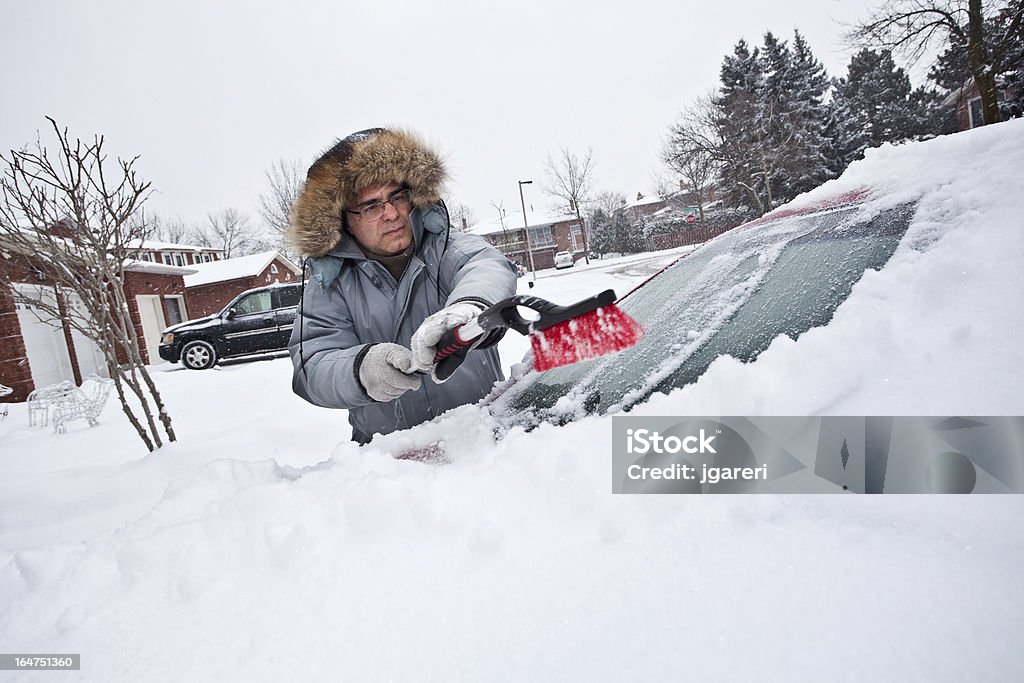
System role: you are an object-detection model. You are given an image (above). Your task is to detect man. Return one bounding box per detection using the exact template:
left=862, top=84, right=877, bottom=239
left=286, top=128, right=517, bottom=444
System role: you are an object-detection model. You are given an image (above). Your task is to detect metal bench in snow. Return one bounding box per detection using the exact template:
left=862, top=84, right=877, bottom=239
left=0, top=383, right=12, bottom=421
left=27, top=380, right=81, bottom=427
left=50, top=375, right=115, bottom=434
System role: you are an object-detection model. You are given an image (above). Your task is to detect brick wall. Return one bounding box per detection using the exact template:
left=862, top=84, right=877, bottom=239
left=0, top=272, right=34, bottom=403
left=552, top=220, right=585, bottom=254
left=186, top=278, right=259, bottom=318
left=185, top=258, right=299, bottom=318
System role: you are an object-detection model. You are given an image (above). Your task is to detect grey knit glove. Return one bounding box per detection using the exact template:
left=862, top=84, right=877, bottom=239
left=409, top=302, right=485, bottom=372
left=357, top=343, right=421, bottom=402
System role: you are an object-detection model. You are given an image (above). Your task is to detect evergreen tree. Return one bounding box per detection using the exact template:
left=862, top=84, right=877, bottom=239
left=999, top=38, right=1024, bottom=118
left=612, top=210, right=633, bottom=254
left=711, top=32, right=835, bottom=214
left=587, top=209, right=616, bottom=256
left=830, top=49, right=945, bottom=167
left=624, top=215, right=651, bottom=254
left=785, top=30, right=836, bottom=196
left=714, top=39, right=768, bottom=214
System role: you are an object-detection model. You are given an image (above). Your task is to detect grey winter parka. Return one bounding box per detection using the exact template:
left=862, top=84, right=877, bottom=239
left=288, top=204, right=517, bottom=443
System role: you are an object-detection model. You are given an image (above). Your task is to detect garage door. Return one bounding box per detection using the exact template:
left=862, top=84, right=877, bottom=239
left=12, top=283, right=75, bottom=388
left=135, top=295, right=167, bottom=365
left=12, top=284, right=110, bottom=387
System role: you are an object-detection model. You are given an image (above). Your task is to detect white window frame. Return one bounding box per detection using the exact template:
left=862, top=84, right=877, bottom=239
left=162, top=294, right=187, bottom=326
left=528, top=226, right=554, bottom=248
left=968, top=96, right=984, bottom=128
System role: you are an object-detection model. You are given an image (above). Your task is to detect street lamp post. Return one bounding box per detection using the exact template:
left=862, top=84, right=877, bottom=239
left=518, top=180, right=535, bottom=279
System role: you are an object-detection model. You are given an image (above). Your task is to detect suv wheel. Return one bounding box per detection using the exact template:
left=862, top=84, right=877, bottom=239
left=181, top=340, right=217, bottom=370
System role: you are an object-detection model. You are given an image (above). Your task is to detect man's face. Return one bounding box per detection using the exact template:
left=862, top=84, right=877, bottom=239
left=346, top=181, right=414, bottom=257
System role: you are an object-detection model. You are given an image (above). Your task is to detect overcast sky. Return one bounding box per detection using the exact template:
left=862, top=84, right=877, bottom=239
left=3, top=0, right=892, bottom=234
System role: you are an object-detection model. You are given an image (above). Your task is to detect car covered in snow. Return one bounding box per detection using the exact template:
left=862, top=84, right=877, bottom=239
left=553, top=251, right=574, bottom=269
left=158, top=283, right=302, bottom=370
left=488, top=189, right=916, bottom=432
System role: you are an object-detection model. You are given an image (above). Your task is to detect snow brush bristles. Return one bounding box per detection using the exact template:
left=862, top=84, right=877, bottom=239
left=430, top=289, right=643, bottom=381
left=529, top=300, right=643, bottom=371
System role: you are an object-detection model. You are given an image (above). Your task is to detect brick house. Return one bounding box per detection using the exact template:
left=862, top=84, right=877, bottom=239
left=618, top=192, right=667, bottom=223
left=0, top=249, right=195, bottom=403
left=468, top=208, right=585, bottom=271
left=183, top=251, right=302, bottom=318
left=943, top=77, right=1022, bottom=131
left=129, top=239, right=224, bottom=267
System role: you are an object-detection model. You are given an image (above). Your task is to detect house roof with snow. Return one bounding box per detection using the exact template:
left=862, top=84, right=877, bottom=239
left=467, top=207, right=579, bottom=238
left=125, top=260, right=198, bottom=276
left=622, top=192, right=665, bottom=209
left=183, top=251, right=301, bottom=288
left=128, top=239, right=223, bottom=253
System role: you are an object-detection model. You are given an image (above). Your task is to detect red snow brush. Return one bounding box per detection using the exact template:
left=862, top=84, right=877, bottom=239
left=432, top=289, right=643, bottom=381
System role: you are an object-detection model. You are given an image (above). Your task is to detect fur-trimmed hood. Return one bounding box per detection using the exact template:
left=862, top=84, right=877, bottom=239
left=287, top=128, right=448, bottom=258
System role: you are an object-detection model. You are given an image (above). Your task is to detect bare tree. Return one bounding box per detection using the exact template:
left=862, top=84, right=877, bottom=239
left=445, top=201, right=476, bottom=232
left=850, top=0, right=1024, bottom=126
left=146, top=214, right=192, bottom=244
left=543, top=146, right=595, bottom=263
left=0, top=118, right=176, bottom=451
left=649, top=173, right=678, bottom=201
left=487, top=199, right=517, bottom=257
left=258, top=158, right=304, bottom=256
left=672, top=90, right=794, bottom=215
left=592, top=190, right=627, bottom=220
left=192, top=208, right=269, bottom=258
left=662, top=102, right=721, bottom=222
left=489, top=200, right=508, bottom=231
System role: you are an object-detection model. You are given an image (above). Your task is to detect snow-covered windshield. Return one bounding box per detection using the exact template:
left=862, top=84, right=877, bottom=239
left=491, top=200, right=916, bottom=429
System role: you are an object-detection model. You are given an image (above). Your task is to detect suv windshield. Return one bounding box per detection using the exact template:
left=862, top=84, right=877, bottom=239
left=490, top=201, right=916, bottom=430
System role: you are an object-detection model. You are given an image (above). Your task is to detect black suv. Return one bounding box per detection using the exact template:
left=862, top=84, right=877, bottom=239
left=159, top=283, right=302, bottom=370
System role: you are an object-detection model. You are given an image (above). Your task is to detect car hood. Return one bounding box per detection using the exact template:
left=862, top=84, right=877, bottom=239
left=163, top=315, right=221, bottom=335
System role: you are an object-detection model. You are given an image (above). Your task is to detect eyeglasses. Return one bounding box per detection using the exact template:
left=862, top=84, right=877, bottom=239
left=346, top=188, right=413, bottom=221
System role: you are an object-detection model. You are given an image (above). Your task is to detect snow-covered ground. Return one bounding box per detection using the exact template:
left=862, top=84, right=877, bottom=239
left=1, top=121, right=1023, bottom=682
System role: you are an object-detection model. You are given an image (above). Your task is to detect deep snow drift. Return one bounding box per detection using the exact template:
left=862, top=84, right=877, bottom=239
left=1, top=120, right=1023, bottom=682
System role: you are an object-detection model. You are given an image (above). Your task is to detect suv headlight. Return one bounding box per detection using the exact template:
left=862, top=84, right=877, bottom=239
left=161, top=332, right=174, bottom=345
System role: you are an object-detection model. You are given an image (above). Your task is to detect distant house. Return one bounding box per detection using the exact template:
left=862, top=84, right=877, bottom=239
left=467, top=208, right=584, bottom=270
left=943, top=77, right=1022, bottom=131
left=183, top=251, right=302, bottom=318
left=128, top=239, right=224, bottom=267
left=0, top=245, right=195, bottom=402
left=617, top=192, right=667, bottom=223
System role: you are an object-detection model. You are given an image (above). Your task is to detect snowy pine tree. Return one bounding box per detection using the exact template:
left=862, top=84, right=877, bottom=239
left=710, top=32, right=836, bottom=214
left=587, top=209, right=617, bottom=256
left=784, top=30, right=836, bottom=197
left=830, top=49, right=946, bottom=168
left=714, top=39, right=771, bottom=213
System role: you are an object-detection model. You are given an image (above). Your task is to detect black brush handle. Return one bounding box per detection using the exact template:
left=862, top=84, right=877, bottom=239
left=476, top=289, right=617, bottom=335
left=432, top=325, right=477, bottom=381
